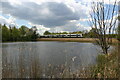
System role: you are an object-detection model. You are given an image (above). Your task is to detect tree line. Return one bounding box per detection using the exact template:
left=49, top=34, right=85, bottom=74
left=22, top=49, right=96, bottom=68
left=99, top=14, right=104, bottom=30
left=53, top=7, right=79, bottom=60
left=0, top=24, right=39, bottom=42
left=43, top=28, right=118, bottom=38
left=83, top=28, right=118, bottom=38
left=1, top=23, right=119, bottom=42
left=43, top=31, right=82, bottom=35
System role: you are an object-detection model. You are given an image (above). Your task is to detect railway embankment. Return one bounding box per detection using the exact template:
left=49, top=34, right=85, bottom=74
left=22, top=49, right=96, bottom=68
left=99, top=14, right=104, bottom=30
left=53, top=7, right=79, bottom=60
left=37, top=38, right=119, bottom=43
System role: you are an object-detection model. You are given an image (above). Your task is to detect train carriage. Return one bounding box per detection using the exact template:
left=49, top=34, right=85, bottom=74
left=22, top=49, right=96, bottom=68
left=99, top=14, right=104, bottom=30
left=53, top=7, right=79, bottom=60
left=40, top=34, right=83, bottom=38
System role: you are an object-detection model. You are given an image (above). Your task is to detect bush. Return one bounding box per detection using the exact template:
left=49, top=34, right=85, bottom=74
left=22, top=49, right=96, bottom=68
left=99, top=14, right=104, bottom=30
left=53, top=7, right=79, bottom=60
left=90, top=49, right=119, bottom=78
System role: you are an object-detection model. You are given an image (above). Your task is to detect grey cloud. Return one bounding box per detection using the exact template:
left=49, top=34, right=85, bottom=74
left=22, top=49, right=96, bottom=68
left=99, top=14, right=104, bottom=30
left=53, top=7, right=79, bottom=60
left=50, top=21, right=84, bottom=32
left=1, top=2, right=81, bottom=27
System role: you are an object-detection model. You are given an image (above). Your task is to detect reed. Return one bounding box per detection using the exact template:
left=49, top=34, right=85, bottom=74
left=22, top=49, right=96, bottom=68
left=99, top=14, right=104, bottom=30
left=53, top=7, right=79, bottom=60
left=2, top=45, right=119, bottom=78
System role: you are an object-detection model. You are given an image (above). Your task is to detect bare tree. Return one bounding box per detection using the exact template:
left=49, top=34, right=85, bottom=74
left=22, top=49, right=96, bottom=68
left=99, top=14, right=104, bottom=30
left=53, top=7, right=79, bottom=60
left=89, top=0, right=117, bottom=54
left=118, top=7, right=120, bottom=41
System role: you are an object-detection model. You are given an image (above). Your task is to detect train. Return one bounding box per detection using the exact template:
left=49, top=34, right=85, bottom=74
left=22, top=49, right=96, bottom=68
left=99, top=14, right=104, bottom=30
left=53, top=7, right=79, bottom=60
left=40, top=34, right=83, bottom=38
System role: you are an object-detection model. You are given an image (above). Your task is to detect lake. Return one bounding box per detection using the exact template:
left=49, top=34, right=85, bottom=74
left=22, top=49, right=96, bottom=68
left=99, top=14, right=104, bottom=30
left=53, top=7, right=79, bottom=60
left=2, top=41, right=101, bottom=78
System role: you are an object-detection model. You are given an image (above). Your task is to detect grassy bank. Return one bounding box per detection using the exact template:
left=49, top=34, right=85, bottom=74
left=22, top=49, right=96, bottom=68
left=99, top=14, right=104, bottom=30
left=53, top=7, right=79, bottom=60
left=37, top=38, right=119, bottom=43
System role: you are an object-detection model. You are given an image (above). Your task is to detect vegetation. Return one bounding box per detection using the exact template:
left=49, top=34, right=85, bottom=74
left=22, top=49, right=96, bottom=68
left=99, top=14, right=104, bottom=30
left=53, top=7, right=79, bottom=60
left=118, top=25, right=120, bottom=41
left=82, top=28, right=117, bottom=38
left=1, top=24, right=39, bottom=42
left=118, top=10, right=120, bottom=41
left=2, top=46, right=119, bottom=78
left=67, top=47, right=118, bottom=78
left=43, top=31, right=82, bottom=35
left=44, top=31, right=68, bottom=35
left=90, top=48, right=119, bottom=78
left=83, top=28, right=99, bottom=38
left=69, top=31, right=82, bottom=34
left=0, top=24, right=2, bottom=42
left=43, top=29, right=117, bottom=39
left=89, top=1, right=117, bottom=54
left=44, top=31, right=51, bottom=35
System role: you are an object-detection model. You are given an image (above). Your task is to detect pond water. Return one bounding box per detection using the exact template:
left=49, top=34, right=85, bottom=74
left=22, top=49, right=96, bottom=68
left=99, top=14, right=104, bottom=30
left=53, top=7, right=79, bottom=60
left=2, top=41, right=101, bottom=78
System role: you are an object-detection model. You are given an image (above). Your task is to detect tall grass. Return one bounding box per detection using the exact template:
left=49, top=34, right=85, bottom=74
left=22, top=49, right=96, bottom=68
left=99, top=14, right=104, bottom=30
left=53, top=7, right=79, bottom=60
left=90, top=47, right=119, bottom=78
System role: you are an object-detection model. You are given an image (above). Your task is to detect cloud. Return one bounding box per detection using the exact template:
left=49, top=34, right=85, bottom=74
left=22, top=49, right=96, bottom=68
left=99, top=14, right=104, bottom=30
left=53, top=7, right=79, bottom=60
left=28, top=22, right=50, bottom=35
left=36, top=25, right=50, bottom=35
left=1, top=1, right=89, bottom=28
left=49, top=20, right=91, bottom=33
left=0, top=15, right=17, bottom=27
left=81, top=0, right=118, bottom=5
left=1, top=0, right=117, bottom=34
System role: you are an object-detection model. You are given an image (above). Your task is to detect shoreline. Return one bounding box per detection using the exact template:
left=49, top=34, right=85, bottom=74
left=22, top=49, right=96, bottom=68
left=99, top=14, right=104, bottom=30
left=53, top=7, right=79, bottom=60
left=1, top=38, right=119, bottom=43
left=37, top=38, right=119, bottom=43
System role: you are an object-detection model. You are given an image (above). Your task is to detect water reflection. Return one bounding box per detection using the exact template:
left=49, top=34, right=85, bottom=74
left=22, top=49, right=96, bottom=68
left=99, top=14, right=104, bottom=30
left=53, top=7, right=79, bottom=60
left=2, top=42, right=100, bottom=78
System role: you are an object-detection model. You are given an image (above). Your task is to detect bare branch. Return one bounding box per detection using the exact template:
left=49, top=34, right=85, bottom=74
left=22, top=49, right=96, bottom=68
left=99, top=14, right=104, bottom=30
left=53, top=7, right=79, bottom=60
left=89, top=0, right=117, bottom=54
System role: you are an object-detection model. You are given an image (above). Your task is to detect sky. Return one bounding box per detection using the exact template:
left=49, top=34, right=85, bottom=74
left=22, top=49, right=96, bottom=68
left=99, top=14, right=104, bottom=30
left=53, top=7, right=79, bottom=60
left=0, top=0, right=119, bottom=35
